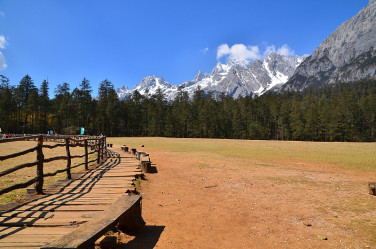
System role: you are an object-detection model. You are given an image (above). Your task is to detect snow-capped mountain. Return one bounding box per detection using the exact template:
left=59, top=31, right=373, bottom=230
left=117, top=76, right=178, bottom=99
left=117, top=52, right=308, bottom=100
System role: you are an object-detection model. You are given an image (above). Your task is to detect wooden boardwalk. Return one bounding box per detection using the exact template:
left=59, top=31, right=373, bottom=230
left=0, top=145, right=142, bottom=248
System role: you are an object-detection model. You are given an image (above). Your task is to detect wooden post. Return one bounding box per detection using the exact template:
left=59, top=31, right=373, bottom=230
left=369, top=182, right=376, bottom=195
left=117, top=197, right=145, bottom=234
left=35, top=135, right=44, bottom=195
left=65, top=138, right=72, bottom=179
left=101, top=138, right=104, bottom=160
left=84, top=139, right=88, bottom=170
left=97, top=139, right=101, bottom=164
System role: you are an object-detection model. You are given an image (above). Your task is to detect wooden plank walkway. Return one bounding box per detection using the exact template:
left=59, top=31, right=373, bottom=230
left=0, top=145, right=141, bottom=248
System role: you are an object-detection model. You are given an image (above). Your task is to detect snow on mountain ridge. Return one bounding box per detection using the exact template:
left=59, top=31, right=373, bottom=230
left=117, top=52, right=308, bottom=100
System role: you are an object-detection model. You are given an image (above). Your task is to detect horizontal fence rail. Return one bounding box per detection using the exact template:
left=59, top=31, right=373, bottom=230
left=0, top=134, right=107, bottom=196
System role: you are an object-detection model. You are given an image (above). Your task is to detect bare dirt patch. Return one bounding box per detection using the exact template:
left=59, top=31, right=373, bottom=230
left=111, top=138, right=376, bottom=248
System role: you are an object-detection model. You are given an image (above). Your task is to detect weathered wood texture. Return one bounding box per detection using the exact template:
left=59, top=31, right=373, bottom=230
left=0, top=145, right=144, bottom=248
left=141, top=161, right=152, bottom=173
left=369, top=182, right=376, bottom=195
left=41, top=195, right=144, bottom=249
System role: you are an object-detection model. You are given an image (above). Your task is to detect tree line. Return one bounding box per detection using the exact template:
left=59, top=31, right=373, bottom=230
left=1, top=74, right=376, bottom=142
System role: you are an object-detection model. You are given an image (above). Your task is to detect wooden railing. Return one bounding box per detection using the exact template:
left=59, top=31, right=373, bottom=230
left=0, top=135, right=107, bottom=195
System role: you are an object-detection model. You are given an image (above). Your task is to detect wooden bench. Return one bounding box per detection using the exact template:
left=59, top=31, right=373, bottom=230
left=41, top=195, right=145, bottom=249
left=140, top=155, right=152, bottom=173
left=136, top=151, right=147, bottom=160
left=369, top=182, right=376, bottom=195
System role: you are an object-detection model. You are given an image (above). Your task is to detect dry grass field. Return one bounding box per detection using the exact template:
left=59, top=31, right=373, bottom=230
left=107, top=137, right=376, bottom=248
left=0, top=140, right=97, bottom=205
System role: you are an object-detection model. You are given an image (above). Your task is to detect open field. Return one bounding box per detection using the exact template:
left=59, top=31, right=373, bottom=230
left=108, top=137, right=376, bottom=248
left=0, top=140, right=97, bottom=205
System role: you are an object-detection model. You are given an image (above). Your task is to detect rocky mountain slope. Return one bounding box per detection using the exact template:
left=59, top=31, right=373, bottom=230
left=117, top=53, right=308, bottom=100
left=282, top=0, right=376, bottom=91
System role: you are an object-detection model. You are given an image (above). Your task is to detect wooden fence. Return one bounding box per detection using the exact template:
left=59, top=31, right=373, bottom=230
left=0, top=135, right=107, bottom=196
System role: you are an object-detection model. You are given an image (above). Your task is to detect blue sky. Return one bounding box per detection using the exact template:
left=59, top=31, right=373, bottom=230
left=0, top=0, right=369, bottom=96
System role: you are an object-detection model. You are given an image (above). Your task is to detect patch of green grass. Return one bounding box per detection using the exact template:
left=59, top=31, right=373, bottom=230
left=197, top=163, right=214, bottom=169
left=253, top=175, right=323, bottom=186
left=134, top=178, right=141, bottom=190
left=329, top=195, right=376, bottom=214
left=349, top=219, right=376, bottom=242
left=107, top=137, right=376, bottom=171
left=255, top=163, right=275, bottom=167
left=105, top=230, right=115, bottom=236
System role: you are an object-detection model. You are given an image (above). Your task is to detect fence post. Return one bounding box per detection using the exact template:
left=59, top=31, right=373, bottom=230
left=101, top=137, right=104, bottom=160
left=84, top=139, right=88, bottom=170
left=97, top=139, right=101, bottom=164
left=104, top=137, right=107, bottom=156
left=35, top=135, right=44, bottom=195
left=65, top=138, right=72, bottom=179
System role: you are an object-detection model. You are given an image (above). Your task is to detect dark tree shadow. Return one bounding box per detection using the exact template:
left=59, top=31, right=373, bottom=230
left=117, top=225, right=165, bottom=249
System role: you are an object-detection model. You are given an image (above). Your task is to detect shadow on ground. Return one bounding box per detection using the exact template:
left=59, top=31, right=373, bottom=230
left=118, top=225, right=165, bottom=249
left=150, top=163, right=158, bottom=174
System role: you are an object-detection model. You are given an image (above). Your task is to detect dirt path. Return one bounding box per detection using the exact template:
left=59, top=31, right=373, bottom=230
left=117, top=146, right=376, bottom=249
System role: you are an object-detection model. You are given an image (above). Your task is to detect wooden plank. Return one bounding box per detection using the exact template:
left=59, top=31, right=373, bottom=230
left=0, top=242, right=46, bottom=247
left=0, top=211, right=102, bottom=219
left=17, top=200, right=115, bottom=206
left=53, top=190, right=128, bottom=194
left=41, top=195, right=143, bottom=249
left=86, top=174, right=139, bottom=178
left=11, top=204, right=109, bottom=212
left=0, top=226, right=75, bottom=235
left=0, top=234, right=62, bottom=242
left=49, top=185, right=133, bottom=191
left=0, top=217, right=90, bottom=227
left=0, top=147, right=145, bottom=248
left=57, top=180, right=134, bottom=186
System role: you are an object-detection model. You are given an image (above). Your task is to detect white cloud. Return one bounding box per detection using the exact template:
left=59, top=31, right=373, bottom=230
left=217, top=43, right=296, bottom=62
left=217, top=43, right=261, bottom=61
left=201, top=47, right=209, bottom=54
left=0, top=35, right=7, bottom=70
left=0, top=35, right=6, bottom=49
left=264, top=44, right=295, bottom=57
left=0, top=51, right=7, bottom=70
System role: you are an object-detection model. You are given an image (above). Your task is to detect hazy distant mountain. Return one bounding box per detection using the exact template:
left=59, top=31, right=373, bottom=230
left=282, top=0, right=376, bottom=91
left=117, top=53, right=308, bottom=100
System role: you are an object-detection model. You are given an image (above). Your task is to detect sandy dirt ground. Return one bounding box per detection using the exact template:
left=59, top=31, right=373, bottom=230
left=116, top=143, right=376, bottom=249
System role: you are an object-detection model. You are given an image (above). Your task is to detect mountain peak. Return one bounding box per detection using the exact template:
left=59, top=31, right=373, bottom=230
left=193, top=70, right=206, bottom=81
left=139, top=75, right=169, bottom=87
left=227, top=58, right=251, bottom=68
left=283, top=1, right=376, bottom=91
left=118, top=85, right=129, bottom=91
left=211, top=62, right=230, bottom=75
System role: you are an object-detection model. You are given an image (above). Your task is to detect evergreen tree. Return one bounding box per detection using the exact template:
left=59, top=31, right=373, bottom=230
left=0, top=75, right=15, bottom=132
left=39, top=79, right=50, bottom=133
